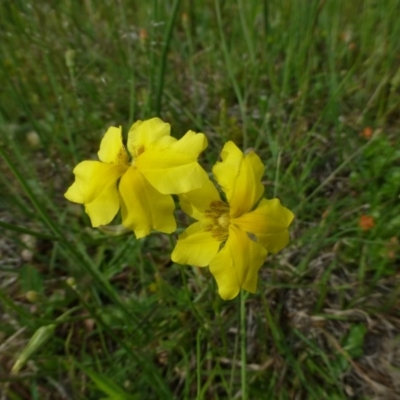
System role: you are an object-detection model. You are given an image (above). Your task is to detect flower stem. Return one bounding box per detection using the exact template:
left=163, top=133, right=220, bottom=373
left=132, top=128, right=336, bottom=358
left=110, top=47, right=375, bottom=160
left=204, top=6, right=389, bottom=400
left=240, top=289, right=247, bottom=399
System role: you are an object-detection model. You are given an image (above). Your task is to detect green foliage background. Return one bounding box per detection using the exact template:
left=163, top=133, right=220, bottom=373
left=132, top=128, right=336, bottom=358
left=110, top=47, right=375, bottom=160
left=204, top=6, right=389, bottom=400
left=1, top=0, right=400, bottom=399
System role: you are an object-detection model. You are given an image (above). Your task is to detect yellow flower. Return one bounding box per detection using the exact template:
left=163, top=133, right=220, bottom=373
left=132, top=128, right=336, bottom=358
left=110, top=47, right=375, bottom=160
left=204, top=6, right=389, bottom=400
left=65, top=118, right=208, bottom=238
left=171, top=141, right=294, bottom=300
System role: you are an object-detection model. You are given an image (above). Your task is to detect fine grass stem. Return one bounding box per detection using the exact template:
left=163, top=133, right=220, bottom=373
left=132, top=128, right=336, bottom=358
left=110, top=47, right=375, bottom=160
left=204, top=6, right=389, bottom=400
left=240, top=290, right=248, bottom=400
left=155, top=0, right=181, bottom=115
left=214, top=0, right=248, bottom=149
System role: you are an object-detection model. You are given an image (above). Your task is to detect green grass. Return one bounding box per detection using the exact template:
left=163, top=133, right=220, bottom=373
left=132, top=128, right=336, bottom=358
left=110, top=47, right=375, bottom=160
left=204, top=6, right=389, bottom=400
left=1, top=0, right=400, bottom=398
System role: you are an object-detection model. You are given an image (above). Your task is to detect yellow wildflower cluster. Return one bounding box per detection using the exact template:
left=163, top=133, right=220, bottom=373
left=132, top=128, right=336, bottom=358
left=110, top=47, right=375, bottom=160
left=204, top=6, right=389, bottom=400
left=65, top=118, right=294, bottom=299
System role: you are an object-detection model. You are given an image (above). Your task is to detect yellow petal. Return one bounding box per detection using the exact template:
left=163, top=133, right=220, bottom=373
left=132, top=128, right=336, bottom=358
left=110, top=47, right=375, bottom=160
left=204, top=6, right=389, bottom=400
left=97, top=126, right=129, bottom=165
left=212, top=141, right=264, bottom=217
left=136, top=131, right=208, bottom=194
left=164, top=130, right=207, bottom=153
left=179, top=179, right=221, bottom=220
left=84, top=184, right=121, bottom=227
left=209, top=225, right=267, bottom=300
left=64, top=161, right=126, bottom=227
left=127, top=118, right=171, bottom=158
left=119, top=167, right=176, bottom=238
left=171, top=221, right=222, bottom=266
left=232, top=198, right=294, bottom=253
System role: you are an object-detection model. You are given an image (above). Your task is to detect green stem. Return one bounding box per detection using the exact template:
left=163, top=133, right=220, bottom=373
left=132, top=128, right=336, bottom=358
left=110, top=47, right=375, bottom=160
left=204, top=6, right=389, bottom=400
left=215, top=0, right=248, bottom=149
left=240, top=290, right=247, bottom=399
left=0, top=220, right=58, bottom=241
left=155, top=0, right=181, bottom=115
left=196, top=329, right=202, bottom=399
left=273, top=151, right=281, bottom=198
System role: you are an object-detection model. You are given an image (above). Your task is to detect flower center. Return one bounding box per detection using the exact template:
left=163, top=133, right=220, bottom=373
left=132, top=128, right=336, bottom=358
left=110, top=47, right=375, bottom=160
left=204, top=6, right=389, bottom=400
left=217, top=213, right=230, bottom=229
left=116, top=148, right=130, bottom=166
left=203, top=201, right=230, bottom=241
left=130, top=144, right=145, bottom=167
left=135, top=144, right=145, bottom=157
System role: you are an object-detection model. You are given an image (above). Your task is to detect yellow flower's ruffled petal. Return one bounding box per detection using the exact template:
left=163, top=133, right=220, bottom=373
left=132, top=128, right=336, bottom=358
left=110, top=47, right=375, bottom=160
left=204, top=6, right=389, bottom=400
left=179, top=179, right=221, bottom=220
left=212, top=142, right=240, bottom=197
left=232, top=198, right=294, bottom=253
left=64, top=161, right=126, bottom=227
left=171, top=221, right=222, bottom=266
left=127, top=118, right=171, bottom=158
left=97, top=126, right=129, bottom=165
left=119, top=167, right=176, bottom=238
left=166, top=130, right=207, bottom=153
left=212, top=141, right=264, bottom=217
left=209, top=225, right=267, bottom=300
left=84, top=185, right=120, bottom=227
left=136, top=130, right=208, bottom=194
